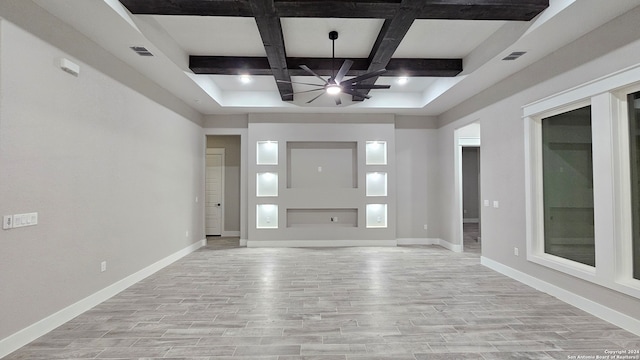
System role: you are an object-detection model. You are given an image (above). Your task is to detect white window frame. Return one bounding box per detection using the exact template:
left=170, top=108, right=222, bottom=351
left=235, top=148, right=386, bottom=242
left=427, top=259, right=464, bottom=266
left=524, top=63, right=640, bottom=300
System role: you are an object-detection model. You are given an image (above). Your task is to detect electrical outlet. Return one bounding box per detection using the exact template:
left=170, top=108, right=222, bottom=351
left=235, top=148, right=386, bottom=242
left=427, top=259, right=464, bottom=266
left=3, top=215, right=12, bottom=230
left=186, top=230, right=189, bottom=237
left=423, top=224, right=428, bottom=230
left=101, top=261, right=107, bottom=272
left=331, top=216, right=338, bottom=222
left=514, top=247, right=519, bottom=256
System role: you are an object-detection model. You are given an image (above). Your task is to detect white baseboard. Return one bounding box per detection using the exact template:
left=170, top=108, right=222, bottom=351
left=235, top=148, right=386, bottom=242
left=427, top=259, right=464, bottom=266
left=395, top=238, right=463, bottom=253
left=397, top=238, right=439, bottom=246
left=481, top=256, right=640, bottom=336
left=222, top=231, right=240, bottom=237
left=439, top=239, right=464, bottom=253
left=463, top=218, right=479, bottom=223
left=0, top=239, right=206, bottom=358
left=239, top=238, right=248, bottom=247
left=247, top=239, right=398, bottom=247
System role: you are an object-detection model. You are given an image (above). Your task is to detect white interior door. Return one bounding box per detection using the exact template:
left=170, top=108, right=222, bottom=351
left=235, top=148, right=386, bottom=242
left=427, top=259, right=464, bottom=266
left=206, top=151, right=224, bottom=236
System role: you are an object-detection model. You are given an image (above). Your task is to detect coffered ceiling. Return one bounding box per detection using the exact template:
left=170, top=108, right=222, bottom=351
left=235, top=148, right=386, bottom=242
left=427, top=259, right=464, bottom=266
left=32, top=0, right=640, bottom=115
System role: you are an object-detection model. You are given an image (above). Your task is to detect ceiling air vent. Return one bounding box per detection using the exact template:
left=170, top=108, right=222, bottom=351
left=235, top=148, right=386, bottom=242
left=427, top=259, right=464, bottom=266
left=502, top=51, right=526, bottom=61
left=130, top=46, right=154, bottom=57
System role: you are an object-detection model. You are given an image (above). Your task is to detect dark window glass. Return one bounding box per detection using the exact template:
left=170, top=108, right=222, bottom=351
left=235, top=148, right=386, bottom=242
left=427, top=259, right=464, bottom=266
left=628, top=92, right=640, bottom=280
left=542, top=106, right=595, bottom=266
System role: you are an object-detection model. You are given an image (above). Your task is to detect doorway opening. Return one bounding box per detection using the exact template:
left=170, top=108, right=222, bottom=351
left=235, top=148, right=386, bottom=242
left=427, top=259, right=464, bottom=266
left=206, top=135, right=242, bottom=239
left=455, top=122, right=481, bottom=253
left=462, top=147, right=481, bottom=253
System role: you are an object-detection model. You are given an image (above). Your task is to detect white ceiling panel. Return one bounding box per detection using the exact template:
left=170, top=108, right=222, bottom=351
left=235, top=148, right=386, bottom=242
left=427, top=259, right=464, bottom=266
left=209, top=75, right=277, bottom=91
left=151, top=15, right=266, bottom=56
left=282, top=18, right=385, bottom=58
left=394, top=20, right=506, bottom=58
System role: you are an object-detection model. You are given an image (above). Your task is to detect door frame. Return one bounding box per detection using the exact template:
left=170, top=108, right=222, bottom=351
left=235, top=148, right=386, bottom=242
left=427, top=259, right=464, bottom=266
left=206, top=148, right=225, bottom=236
left=203, top=129, right=247, bottom=245
left=455, top=123, right=481, bottom=252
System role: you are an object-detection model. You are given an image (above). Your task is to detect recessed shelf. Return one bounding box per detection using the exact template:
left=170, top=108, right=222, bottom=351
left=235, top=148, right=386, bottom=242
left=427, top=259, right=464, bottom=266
left=366, top=172, right=387, bottom=196
left=287, top=141, right=357, bottom=189
left=257, top=172, right=278, bottom=197
left=366, top=204, right=387, bottom=228
left=366, top=141, right=387, bottom=165
left=257, top=141, right=278, bottom=165
left=287, top=208, right=357, bottom=228
left=257, top=204, right=278, bottom=229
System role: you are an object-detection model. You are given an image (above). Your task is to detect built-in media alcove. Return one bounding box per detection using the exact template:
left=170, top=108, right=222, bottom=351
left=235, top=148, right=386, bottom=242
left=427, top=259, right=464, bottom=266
left=287, top=142, right=357, bottom=189
left=287, top=208, right=358, bottom=228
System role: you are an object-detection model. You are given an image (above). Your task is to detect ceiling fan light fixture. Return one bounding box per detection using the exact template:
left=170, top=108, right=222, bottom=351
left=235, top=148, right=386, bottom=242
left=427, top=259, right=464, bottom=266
left=326, top=85, right=342, bottom=95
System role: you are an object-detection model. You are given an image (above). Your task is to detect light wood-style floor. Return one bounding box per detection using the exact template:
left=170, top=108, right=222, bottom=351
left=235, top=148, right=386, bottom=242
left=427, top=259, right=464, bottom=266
left=5, top=237, right=639, bottom=359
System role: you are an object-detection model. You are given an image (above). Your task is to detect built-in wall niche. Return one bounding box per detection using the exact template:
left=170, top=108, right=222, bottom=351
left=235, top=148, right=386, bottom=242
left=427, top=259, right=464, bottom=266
left=256, top=172, right=278, bottom=197
left=287, top=208, right=357, bottom=228
left=366, top=141, right=387, bottom=165
left=366, top=172, right=387, bottom=196
left=287, top=142, right=357, bottom=189
left=257, top=141, right=278, bottom=165
left=366, top=204, right=388, bottom=228
left=256, top=204, right=278, bottom=229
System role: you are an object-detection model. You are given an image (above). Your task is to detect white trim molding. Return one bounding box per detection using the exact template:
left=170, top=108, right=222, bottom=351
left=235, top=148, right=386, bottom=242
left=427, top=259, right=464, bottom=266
left=222, top=231, right=241, bottom=237
left=482, top=256, right=640, bottom=336
left=247, top=239, right=398, bottom=247
left=396, top=238, right=463, bottom=253
left=0, top=239, right=206, bottom=359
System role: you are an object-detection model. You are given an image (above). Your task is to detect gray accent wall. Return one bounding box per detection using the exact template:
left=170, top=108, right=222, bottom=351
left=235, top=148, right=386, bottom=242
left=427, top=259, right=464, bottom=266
left=0, top=11, right=204, bottom=340
left=395, top=128, right=440, bottom=239
left=247, top=116, right=397, bottom=242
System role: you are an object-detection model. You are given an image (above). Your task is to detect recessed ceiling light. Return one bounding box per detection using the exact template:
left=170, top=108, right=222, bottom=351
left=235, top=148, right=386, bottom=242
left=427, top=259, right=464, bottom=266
left=397, top=76, right=409, bottom=85
left=240, top=74, right=252, bottom=84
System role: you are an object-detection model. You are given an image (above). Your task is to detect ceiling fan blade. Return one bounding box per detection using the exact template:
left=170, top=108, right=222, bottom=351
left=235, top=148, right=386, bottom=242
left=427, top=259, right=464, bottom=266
left=334, top=96, right=342, bottom=106
left=342, top=88, right=371, bottom=99
left=349, top=84, right=391, bottom=90
left=343, top=68, right=387, bottom=85
left=306, top=91, right=326, bottom=104
left=334, top=59, right=353, bottom=84
left=277, top=80, right=325, bottom=87
left=300, top=65, right=328, bottom=84
left=282, top=88, right=325, bottom=96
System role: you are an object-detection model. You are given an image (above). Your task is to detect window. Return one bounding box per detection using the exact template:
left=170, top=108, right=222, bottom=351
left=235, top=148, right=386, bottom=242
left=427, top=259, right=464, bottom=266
left=629, top=91, right=640, bottom=280
left=541, top=106, right=595, bottom=267
left=524, top=66, right=640, bottom=299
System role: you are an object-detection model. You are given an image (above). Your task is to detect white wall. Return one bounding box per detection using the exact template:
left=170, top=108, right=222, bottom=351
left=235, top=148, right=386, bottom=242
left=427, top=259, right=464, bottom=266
left=437, top=7, right=640, bottom=322
left=0, top=14, right=204, bottom=342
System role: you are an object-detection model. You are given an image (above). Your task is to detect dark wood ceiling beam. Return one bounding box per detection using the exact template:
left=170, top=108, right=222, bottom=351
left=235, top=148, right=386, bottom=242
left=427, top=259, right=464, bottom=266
left=190, top=56, right=462, bottom=77
left=118, top=0, right=254, bottom=16
left=249, top=0, right=293, bottom=101
left=352, top=0, right=421, bottom=100
left=119, top=0, right=548, bottom=20
left=273, top=1, right=400, bottom=19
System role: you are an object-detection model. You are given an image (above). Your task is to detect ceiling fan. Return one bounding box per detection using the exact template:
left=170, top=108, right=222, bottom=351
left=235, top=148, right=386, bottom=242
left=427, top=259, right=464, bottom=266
left=279, top=31, right=391, bottom=105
